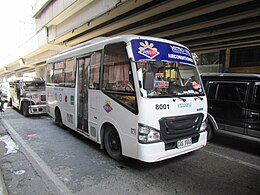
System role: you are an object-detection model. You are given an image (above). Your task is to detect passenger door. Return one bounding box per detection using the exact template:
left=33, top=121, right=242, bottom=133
left=208, top=81, right=249, bottom=134
left=247, top=82, right=260, bottom=138
left=87, top=51, right=102, bottom=142
left=77, top=56, right=91, bottom=133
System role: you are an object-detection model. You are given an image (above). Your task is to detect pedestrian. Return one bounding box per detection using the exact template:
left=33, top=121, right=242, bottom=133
left=0, top=90, right=4, bottom=112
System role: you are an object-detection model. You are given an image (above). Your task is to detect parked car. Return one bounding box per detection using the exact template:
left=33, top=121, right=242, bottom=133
left=201, top=73, right=260, bottom=143
left=0, top=82, right=8, bottom=102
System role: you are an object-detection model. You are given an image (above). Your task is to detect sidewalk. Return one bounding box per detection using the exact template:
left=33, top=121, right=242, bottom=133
left=0, top=116, right=8, bottom=195
left=0, top=169, right=8, bottom=195
left=0, top=109, right=64, bottom=195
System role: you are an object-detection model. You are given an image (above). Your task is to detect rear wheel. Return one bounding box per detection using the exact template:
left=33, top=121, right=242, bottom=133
left=55, top=109, right=63, bottom=128
left=22, top=102, right=30, bottom=117
left=104, top=126, right=124, bottom=161
left=8, top=98, right=12, bottom=107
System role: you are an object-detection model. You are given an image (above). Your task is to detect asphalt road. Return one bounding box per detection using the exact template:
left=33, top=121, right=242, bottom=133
left=0, top=107, right=259, bottom=195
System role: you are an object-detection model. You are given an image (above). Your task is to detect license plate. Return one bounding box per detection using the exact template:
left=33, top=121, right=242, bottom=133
left=177, top=138, right=192, bottom=149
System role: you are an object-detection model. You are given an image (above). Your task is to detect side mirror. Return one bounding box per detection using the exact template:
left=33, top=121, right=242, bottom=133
left=143, top=71, right=154, bottom=90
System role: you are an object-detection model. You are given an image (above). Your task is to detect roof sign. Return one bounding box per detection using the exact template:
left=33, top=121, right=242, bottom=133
left=131, top=39, right=195, bottom=65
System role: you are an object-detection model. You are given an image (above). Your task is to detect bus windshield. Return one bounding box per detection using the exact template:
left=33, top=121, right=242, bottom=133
left=136, top=61, right=204, bottom=98
left=23, top=82, right=45, bottom=90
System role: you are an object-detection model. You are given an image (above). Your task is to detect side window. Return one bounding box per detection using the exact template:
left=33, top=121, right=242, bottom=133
left=89, top=51, right=101, bottom=89
left=207, top=82, right=217, bottom=99
left=103, top=42, right=137, bottom=113
left=46, top=64, right=54, bottom=85
left=78, top=57, right=91, bottom=95
left=53, top=61, right=65, bottom=86
left=217, top=82, right=248, bottom=102
left=64, top=58, right=76, bottom=87
left=254, top=85, right=260, bottom=105
left=103, top=42, right=134, bottom=92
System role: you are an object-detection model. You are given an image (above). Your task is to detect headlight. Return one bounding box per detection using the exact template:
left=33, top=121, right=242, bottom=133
left=138, top=124, right=160, bottom=143
left=200, top=121, right=207, bottom=131
left=32, top=94, right=39, bottom=98
left=26, top=94, right=32, bottom=98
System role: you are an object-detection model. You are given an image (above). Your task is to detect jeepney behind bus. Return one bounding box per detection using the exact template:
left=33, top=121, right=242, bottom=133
left=8, top=77, right=47, bottom=117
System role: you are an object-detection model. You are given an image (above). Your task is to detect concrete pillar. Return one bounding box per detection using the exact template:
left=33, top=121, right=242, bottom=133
left=2, top=76, right=8, bottom=82
left=224, top=48, right=230, bottom=72
left=15, top=72, right=23, bottom=77
left=35, top=66, right=47, bottom=80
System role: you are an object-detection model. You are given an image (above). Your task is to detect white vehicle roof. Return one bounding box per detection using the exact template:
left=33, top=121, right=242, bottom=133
left=8, top=77, right=44, bottom=82
left=47, top=34, right=190, bottom=64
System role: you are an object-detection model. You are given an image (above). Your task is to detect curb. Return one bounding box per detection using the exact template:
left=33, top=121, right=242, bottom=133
left=1, top=118, right=71, bottom=195
left=0, top=114, right=9, bottom=195
left=0, top=168, right=8, bottom=195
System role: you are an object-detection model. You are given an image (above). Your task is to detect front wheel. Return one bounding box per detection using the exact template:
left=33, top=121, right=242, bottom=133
left=104, top=126, right=124, bottom=161
left=206, top=122, right=214, bottom=141
left=55, top=109, right=63, bottom=128
left=8, top=98, right=12, bottom=107
left=22, top=102, right=30, bottom=117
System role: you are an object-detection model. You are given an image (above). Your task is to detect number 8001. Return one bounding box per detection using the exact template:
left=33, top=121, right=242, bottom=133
left=155, top=104, right=169, bottom=110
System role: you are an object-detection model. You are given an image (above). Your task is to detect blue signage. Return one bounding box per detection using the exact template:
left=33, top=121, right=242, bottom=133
left=131, top=39, right=195, bottom=65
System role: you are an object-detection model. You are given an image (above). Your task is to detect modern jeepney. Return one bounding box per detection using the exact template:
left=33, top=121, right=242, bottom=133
left=46, top=35, right=207, bottom=162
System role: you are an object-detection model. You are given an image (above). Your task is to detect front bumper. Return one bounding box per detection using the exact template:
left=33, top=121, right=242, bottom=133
left=29, top=104, right=47, bottom=114
left=137, top=131, right=207, bottom=163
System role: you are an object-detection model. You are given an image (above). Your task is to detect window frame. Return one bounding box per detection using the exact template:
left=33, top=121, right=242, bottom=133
left=88, top=51, right=102, bottom=90
left=53, top=61, right=66, bottom=86
left=210, top=81, right=249, bottom=103
left=253, top=82, right=260, bottom=105
left=64, top=58, right=76, bottom=88
left=102, top=42, right=138, bottom=114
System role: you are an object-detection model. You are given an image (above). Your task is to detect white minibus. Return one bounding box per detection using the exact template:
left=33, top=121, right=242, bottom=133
left=46, top=35, right=207, bottom=162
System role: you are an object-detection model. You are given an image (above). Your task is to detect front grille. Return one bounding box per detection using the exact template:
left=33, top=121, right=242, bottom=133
left=159, top=113, right=204, bottom=142
left=159, top=113, right=204, bottom=150
left=41, top=94, right=46, bottom=101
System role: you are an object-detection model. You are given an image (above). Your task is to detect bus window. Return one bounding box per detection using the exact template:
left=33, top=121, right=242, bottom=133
left=64, top=58, right=76, bottom=88
left=46, top=64, right=54, bottom=85
left=53, top=61, right=65, bottom=86
left=103, top=42, right=136, bottom=112
left=136, top=61, right=204, bottom=98
left=89, top=51, right=101, bottom=89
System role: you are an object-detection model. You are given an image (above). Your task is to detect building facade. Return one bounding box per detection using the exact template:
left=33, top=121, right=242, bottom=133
left=0, top=0, right=260, bottom=81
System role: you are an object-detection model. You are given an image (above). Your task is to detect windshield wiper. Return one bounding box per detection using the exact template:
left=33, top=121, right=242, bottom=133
left=194, top=96, right=203, bottom=101
left=194, top=93, right=205, bottom=100
left=172, top=96, right=186, bottom=102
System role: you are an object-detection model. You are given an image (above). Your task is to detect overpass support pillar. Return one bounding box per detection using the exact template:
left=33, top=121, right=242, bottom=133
left=35, top=66, right=46, bottom=80
left=224, top=48, right=230, bottom=72
left=15, top=72, right=23, bottom=77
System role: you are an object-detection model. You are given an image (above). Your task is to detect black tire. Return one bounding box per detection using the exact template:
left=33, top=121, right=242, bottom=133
left=104, top=126, right=124, bottom=161
left=8, top=98, right=12, bottom=107
left=55, top=109, right=63, bottom=128
left=22, top=102, right=30, bottom=117
left=206, top=122, right=214, bottom=141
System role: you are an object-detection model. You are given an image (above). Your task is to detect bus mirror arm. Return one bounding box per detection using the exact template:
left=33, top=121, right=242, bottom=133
left=139, top=80, right=142, bottom=88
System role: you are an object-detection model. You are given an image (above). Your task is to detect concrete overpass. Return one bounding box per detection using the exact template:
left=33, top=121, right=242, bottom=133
left=1, top=0, right=260, bottom=80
